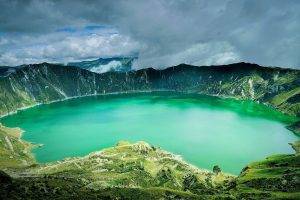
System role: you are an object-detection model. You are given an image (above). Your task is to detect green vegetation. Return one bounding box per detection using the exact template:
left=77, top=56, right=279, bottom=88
left=0, top=124, right=34, bottom=168
left=234, top=141, right=300, bottom=199
left=0, top=62, right=300, bottom=118
left=0, top=63, right=299, bottom=199
left=0, top=124, right=299, bottom=199
left=288, top=121, right=300, bottom=136
left=270, top=87, right=300, bottom=106
left=0, top=127, right=236, bottom=199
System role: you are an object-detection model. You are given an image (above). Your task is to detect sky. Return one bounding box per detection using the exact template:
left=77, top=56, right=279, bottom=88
left=0, top=0, right=299, bottom=69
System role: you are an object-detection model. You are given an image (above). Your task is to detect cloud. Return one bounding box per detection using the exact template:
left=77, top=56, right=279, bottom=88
left=0, top=0, right=299, bottom=68
left=133, top=41, right=240, bottom=69
left=90, top=61, right=123, bottom=73
left=116, top=0, right=300, bottom=68
left=0, top=27, right=140, bottom=66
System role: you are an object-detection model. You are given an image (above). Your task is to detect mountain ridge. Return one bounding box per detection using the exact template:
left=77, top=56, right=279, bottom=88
left=0, top=62, right=299, bottom=117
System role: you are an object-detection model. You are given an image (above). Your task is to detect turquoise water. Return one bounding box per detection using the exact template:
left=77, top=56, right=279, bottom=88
left=1, top=92, right=299, bottom=174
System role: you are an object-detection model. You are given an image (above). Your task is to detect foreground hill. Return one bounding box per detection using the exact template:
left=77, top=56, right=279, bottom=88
left=0, top=124, right=299, bottom=199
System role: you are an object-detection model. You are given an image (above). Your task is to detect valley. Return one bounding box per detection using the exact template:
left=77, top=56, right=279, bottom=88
left=0, top=63, right=299, bottom=199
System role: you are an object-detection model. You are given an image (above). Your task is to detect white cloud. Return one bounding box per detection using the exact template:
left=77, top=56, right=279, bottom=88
left=90, top=60, right=123, bottom=73
left=0, top=29, right=140, bottom=66
left=133, top=41, right=241, bottom=69
left=0, top=0, right=299, bottom=68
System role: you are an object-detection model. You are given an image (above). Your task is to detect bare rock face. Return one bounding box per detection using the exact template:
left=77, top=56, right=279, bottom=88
left=132, top=141, right=153, bottom=154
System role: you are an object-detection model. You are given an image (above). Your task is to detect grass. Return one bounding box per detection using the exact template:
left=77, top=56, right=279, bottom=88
left=0, top=124, right=35, bottom=169
left=270, top=87, right=300, bottom=106
left=235, top=143, right=300, bottom=198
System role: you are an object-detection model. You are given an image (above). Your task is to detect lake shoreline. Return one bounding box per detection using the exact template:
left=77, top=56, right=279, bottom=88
left=1, top=91, right=298, bottom=175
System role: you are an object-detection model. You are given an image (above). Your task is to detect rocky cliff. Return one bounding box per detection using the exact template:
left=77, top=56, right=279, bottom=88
left=1, top=62, right=299, bottom=118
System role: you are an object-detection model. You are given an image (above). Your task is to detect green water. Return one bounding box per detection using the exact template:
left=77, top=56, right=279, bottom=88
left=1, top=92, right=299, bottom=174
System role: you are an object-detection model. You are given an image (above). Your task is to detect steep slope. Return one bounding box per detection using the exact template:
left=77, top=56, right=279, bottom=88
left=0, top=62, right=299, bottom=117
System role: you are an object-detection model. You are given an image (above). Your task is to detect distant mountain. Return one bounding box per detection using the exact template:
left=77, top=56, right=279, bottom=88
left=0, top=57, right=136, bottom=77
left=67, top=57, right=136, bottom=73
left=0, top=66, right=17, bottom=77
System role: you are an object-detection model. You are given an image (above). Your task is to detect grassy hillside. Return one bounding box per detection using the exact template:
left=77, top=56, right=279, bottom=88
left=0, top=124, right=34, bottom=169
left=235, top=141, right=300, bottom=199
left=0, top=125, right=299, bottom=199
left=1, top=62, right=300, bottom=117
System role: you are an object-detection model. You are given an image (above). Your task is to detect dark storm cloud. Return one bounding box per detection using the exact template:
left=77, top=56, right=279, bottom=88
left=0, top=0, right=116, bottom=33
left=0, top=0, right=299, bottom=68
